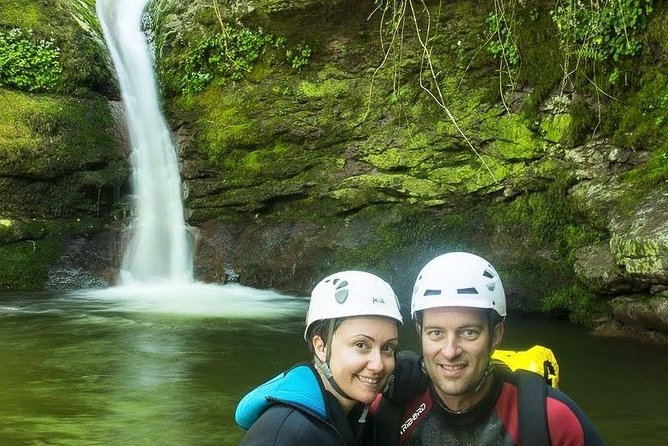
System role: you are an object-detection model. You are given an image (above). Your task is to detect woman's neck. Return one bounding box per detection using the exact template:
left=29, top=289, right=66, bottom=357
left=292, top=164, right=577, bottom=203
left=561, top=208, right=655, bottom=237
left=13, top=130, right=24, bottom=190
left=315, top=366, right=356, bottom=414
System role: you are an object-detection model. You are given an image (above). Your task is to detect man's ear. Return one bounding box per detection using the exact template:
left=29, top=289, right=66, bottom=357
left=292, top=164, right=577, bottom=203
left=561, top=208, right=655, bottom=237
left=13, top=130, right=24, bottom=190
left=414, top=321, right=421, bottom=335
left=491, top=322, right=504, bottom=350
left=312, top=335, right=327, bottom=362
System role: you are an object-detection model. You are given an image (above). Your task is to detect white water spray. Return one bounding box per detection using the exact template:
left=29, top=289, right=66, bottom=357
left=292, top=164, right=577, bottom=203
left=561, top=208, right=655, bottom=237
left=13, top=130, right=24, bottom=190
left=97, top=0, right=193, bottom=285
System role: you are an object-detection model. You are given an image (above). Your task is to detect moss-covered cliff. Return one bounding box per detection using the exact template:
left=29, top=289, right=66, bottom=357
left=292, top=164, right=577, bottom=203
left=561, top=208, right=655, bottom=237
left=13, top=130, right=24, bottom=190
left=1, top=0, right=667, bottom=342
left=0, top=0, right=126, bottom=289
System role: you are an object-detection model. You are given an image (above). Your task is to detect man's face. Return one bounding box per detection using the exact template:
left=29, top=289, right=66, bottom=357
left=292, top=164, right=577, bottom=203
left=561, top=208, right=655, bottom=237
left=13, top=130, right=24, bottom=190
left=419, top=306, right=503, bottom=412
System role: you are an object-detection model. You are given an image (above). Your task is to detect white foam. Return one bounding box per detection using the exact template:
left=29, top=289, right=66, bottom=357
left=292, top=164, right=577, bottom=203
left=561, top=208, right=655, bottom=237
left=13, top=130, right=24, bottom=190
left=62, top=283, right=308, bottom=319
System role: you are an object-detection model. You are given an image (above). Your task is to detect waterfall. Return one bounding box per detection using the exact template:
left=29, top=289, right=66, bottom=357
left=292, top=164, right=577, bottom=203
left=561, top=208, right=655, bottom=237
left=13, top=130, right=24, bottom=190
left=97, top=0, right=193, bottom=285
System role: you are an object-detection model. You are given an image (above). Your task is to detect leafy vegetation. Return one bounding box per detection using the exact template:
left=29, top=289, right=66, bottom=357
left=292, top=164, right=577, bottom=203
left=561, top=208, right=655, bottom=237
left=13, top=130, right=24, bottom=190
left=0, top=28, right=62, bottom=92
left=162, top=25, right=312, bottom=95
left=286, top=42, right=312, bottom=70
left=550, top=0, right=653, bottom=63
left=486, top=10, right=520, bottom=70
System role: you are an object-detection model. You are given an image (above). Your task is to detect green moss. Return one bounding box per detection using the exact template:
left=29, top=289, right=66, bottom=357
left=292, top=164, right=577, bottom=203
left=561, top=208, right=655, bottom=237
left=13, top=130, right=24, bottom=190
left=609, top=71, right=668, bottom=150
left=223, top=141, right=310, bottom=181
left=430, top=156, right=516, bottom=193
left=192, top=86, right=261, bottom=162
left=156, top=18, right=314, bottom=96
left=485, top=114, right=543, bottom=160
left=0, top=217, right=103, bottom=291
left=364, top=147, right=428, bottom=170
left=0, top=88, right=118, bottom=177
left=298, top=78, right=349, bottom=99
left=491, top=175, right=604, bottom=254
left=609, top=233, right=668, bottom=275
left=0, top=88, right=125, bottom=217
left=563, top=99, right=597, bottom=146
left=603, top=71, right=668, bottom=210
left=541, top=283, right=609, bottom=326
left=0, top=0, right=44, bottom=29
left=336, top=173, right=442, bottom=200
left=540, top=113, right=571, bottom=143
left=0, top=218, right=45, bottom=244
left=514, top=7, right=563, bottom=119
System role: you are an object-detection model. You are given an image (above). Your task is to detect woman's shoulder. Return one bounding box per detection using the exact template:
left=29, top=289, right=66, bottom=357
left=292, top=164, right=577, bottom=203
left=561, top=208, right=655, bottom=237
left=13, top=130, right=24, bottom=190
left=240, top=403, right=342, bottom=446
left=236, top=363, right=326, bottom=429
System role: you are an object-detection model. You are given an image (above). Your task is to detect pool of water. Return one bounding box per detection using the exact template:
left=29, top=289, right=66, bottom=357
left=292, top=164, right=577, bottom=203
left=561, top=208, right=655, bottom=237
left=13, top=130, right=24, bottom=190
left=0, top=287, right=665, bottom=445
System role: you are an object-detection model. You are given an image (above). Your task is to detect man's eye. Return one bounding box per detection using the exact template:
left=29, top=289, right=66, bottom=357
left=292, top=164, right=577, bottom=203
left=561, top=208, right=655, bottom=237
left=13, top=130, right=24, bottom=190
left=461, top=329, right=479, bottom=338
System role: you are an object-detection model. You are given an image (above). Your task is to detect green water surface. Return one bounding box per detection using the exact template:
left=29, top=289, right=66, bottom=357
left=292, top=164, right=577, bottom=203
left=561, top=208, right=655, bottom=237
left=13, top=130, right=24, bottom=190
left=0, top=290, right=665, bottom=445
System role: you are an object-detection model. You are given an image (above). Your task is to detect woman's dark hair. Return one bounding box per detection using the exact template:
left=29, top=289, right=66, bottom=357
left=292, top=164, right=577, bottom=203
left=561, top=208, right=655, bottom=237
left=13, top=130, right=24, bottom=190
left=305, top=318, right=344, bottom=353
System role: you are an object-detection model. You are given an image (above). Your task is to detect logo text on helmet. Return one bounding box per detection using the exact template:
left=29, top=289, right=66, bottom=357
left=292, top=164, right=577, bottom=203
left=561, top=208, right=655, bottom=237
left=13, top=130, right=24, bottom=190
left=373, top=297, right=386, bottom=304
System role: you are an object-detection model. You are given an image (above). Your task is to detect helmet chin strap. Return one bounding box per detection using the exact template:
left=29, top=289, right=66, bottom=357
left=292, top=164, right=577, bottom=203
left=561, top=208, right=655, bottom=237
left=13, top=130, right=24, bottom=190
left=315, top=319, right=355, bottom=401
left=472, top=361, right=493, bottom=393
left=472, top=336, right=497, bottom=393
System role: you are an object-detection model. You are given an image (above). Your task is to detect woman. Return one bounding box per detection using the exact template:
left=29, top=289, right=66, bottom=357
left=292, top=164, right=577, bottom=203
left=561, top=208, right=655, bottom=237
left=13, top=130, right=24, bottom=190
left=235, top=270, right=403, bottom=445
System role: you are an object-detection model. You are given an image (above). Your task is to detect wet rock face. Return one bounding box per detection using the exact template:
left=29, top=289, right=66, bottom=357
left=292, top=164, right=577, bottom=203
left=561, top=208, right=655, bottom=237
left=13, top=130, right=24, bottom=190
left=45, top=230, right=124, bottom=291
left=611, top=296, right=668, bottom=334
left=595, top=296, right=668, bottom=344
left=194, top=219, right=336, bottom=295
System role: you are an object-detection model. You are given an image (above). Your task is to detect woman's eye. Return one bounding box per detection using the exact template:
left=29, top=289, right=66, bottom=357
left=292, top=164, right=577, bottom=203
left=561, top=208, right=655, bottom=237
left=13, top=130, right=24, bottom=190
left=381, top=344, right=396, bottom=355
left=354, top=341, right=368, bottom=349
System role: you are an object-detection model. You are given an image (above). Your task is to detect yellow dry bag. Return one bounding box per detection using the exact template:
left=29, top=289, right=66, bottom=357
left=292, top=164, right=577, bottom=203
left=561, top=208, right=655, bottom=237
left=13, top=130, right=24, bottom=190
left=492, top=345, right=560, bottom=388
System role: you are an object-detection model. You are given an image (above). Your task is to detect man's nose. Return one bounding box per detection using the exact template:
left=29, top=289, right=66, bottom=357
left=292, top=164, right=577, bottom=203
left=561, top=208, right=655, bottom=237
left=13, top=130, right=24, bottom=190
left=440, top=335, right=463, bottom=359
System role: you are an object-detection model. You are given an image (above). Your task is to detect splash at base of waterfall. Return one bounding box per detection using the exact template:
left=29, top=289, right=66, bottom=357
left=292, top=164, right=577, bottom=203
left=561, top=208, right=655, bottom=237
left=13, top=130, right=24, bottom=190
left=65, top=283, right=307, bottom=319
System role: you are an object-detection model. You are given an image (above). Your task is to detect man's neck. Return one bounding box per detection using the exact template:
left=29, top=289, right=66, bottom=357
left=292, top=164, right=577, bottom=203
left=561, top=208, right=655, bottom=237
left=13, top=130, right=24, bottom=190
left=436, top=374, right=495, bottom=413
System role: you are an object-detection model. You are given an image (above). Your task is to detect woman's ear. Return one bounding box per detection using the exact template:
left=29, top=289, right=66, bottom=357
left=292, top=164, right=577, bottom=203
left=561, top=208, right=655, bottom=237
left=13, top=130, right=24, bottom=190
left=312, top=335, right=327, bottom=362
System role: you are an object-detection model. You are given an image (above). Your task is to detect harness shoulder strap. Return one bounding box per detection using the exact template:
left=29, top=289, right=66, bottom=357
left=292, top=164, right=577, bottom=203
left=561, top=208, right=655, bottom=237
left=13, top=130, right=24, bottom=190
left=371, top=397, right=402, bottom=446
left=515, top=369, right=550, bottom=446
left=372, top=388, right=432, bottom=446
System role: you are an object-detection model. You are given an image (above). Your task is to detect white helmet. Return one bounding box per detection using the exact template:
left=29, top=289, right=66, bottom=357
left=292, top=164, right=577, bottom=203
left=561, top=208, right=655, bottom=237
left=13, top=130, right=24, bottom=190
left=411, top=252, right=506, bottom=319
left=304, top=271, right=403, bottom=340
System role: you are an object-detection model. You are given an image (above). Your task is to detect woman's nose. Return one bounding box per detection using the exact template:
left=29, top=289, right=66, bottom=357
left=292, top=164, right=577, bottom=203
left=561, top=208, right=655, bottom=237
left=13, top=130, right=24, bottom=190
left=367, top=349, right=385, bottom=372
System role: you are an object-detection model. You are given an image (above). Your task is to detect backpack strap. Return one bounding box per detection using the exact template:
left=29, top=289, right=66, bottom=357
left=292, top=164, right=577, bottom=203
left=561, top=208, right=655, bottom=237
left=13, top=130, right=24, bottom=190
left=515, top=369, right=550, bottom=446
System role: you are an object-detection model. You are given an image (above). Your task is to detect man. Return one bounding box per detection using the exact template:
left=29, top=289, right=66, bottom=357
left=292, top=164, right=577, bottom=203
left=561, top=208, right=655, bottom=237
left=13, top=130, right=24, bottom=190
left=375, top=252, right=604, bottom=445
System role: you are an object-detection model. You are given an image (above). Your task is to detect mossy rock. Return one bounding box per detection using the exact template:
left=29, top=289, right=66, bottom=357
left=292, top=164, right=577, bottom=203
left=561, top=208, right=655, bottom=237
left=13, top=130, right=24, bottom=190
left=0, top=217, right=106, bottom=291
left=484, top=114, right=544, bottom=161
left=0, top=89, right=120, bottom=176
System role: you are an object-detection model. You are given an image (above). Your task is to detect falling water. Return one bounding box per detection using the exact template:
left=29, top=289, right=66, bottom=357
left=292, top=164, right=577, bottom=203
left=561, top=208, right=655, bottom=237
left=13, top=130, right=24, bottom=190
left=97, top=0, right=193, bottom=284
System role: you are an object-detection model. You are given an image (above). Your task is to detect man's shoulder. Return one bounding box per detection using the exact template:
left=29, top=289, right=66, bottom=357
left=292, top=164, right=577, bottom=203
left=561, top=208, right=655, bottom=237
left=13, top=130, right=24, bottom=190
left=497, top=368, right=604, bottom=446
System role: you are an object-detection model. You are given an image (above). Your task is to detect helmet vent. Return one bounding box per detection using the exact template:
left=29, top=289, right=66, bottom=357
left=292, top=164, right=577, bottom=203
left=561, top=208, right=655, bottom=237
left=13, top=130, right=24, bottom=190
left=335, top=288, right=349, bottom=303
left=457, top=287, right=479, bottom=295
left=332, top=279, right=349, bottom=303
left=335, top=280, right=348, bottom=290
left=483, top=269, right=495, bottom=279
left=424, top=289, right=441, bottom=296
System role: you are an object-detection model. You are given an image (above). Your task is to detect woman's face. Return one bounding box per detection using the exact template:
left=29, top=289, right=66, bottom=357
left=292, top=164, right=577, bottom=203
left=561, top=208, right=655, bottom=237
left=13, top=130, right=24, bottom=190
left=314, top=316, right=399, bottom=406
